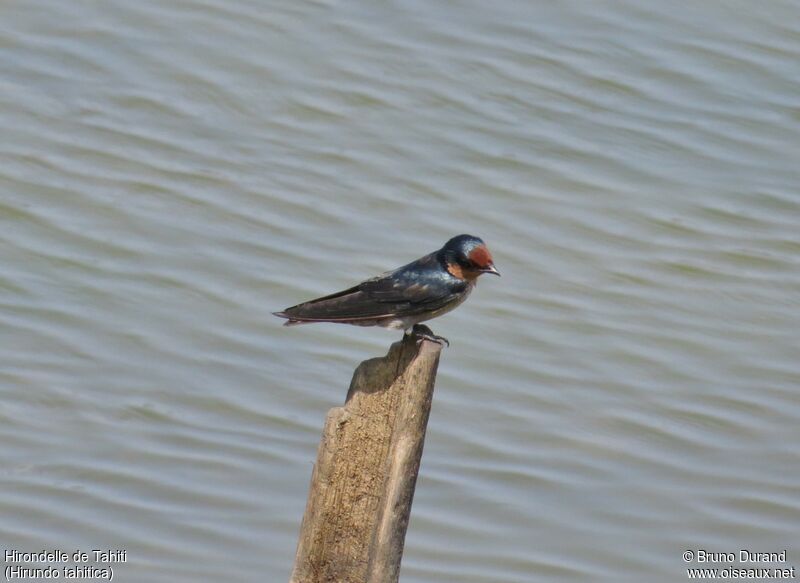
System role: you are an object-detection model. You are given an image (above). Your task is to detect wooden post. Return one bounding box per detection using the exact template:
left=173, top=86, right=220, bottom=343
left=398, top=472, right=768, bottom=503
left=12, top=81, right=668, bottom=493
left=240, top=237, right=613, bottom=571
left=290, top=327, right=443, bottom=583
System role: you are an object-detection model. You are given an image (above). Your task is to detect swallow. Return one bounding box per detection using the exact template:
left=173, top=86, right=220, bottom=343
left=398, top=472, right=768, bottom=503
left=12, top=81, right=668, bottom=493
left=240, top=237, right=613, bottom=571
left=273, top=234, right=499, bottom=346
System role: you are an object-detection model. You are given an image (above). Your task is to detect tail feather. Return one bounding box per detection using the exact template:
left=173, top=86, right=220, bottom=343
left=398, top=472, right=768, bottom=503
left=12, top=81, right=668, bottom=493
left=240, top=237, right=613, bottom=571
left=273, top=311, right=318, bottom=326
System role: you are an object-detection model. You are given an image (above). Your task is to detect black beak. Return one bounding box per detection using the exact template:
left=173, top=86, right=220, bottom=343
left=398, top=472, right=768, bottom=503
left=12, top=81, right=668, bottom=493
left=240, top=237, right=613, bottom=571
left=481, top=264, right=500, bottom=276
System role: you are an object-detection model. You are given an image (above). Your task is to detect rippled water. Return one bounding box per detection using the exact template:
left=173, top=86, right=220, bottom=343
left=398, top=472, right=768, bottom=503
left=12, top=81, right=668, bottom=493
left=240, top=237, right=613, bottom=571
left=2, top=1, right=799, bottom=581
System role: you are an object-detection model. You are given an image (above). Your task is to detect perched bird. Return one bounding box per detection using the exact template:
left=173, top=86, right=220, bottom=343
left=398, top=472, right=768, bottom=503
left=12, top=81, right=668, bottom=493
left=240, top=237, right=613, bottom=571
left=273, top=234, right=499, bottom=345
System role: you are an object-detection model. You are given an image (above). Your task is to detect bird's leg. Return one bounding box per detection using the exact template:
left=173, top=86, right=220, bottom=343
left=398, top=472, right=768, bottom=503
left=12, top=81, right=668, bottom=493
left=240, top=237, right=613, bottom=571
left=410, top=324, right=450, bottom=347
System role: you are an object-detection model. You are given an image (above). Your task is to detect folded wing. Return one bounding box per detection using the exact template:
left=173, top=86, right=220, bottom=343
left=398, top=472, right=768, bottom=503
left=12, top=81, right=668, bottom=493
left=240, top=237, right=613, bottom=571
left=274, top=255, right=467, bottom=325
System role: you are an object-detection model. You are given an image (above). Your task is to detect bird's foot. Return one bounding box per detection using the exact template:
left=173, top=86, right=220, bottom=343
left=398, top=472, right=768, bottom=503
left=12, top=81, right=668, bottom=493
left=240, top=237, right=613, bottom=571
left=409, top=324, right=449, bottom=347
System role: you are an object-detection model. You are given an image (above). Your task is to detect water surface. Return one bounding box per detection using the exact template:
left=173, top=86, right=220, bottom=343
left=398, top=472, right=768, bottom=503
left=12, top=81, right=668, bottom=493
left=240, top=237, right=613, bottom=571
left=1, top=1, right=799, bottom=581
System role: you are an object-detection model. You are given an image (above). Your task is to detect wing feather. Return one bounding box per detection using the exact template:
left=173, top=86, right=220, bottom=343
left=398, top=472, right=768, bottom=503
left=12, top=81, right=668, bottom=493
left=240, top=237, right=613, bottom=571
left=275, top=253, right=467, bottom=324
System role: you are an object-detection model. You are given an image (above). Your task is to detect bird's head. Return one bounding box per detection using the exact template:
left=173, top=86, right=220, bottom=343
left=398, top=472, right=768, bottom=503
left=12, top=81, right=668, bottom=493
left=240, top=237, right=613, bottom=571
left=441, top=234, right=500, bottom=280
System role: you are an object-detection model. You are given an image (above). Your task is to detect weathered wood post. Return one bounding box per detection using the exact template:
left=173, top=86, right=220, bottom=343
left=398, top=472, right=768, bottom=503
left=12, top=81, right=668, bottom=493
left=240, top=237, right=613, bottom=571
left=290, top=327, right=444, bottom=583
